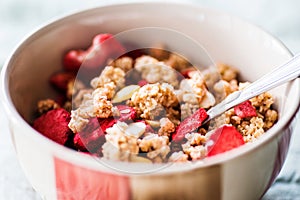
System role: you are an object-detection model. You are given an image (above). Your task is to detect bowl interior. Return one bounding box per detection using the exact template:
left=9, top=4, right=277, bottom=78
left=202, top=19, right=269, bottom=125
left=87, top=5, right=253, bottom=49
left=2, top=2, right=299, bottom=170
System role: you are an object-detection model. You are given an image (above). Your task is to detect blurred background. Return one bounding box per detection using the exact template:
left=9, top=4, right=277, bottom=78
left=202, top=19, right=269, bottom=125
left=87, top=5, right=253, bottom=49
left=0, top=0, right=299, bottom=199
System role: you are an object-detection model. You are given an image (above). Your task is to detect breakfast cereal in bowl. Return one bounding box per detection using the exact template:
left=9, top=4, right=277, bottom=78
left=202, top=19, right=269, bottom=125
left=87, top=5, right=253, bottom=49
left=32, top=33, right=278, bottom=164
left=3, top=3, right=300, bottom=199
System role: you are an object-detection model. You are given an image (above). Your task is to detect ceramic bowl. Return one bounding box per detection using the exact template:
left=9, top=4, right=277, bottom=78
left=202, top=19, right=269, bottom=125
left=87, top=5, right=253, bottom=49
left=1, top=2, right=300, bottom=200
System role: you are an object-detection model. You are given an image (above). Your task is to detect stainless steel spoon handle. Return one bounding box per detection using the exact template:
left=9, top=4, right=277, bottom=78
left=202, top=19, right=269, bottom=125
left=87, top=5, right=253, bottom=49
left=206, top=53, right=300, bottom=122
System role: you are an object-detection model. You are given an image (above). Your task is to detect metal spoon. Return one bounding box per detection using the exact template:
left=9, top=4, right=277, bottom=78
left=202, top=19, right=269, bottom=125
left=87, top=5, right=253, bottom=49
left=203, top=53, right=300, bottom=124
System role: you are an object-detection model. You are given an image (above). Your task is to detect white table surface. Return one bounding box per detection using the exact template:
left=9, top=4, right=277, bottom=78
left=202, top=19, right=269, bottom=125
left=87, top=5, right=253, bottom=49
left=1, top=0, right=300, bottom=199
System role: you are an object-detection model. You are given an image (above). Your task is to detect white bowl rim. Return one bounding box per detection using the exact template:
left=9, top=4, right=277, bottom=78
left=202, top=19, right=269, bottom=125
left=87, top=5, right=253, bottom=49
left=1, top=0, right=300, bottom=175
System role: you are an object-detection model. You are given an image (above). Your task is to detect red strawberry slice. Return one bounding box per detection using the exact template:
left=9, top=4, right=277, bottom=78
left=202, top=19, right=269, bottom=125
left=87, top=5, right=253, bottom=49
left=98, top=117, right=117, bottom=132
left=172, top=108, right=208, bottom=142
left=234, top=100, right=257, bottom=118
left=81, top=117, right=100, bottom=134
left=73, top=133, right=87, bottom=152
left=137, top=80, right=148, bottom=87
left=180, top=68, right=195, bottom=78
left=83, top=34, right=125, bottom=69
left=116, top=105, right=136, bottom=122
left=49, top=72, right=75, bottom=92
left=77, top=117, right=116, bottom=151
left=33, top=108, right=71, bottom=145
left=63, top=33, right=125, bottom=73
left=207, top=125, right=245, bottom=157
left=63, top=50, right=86, bottom=72
left=76, top=130, right=106, bottom=152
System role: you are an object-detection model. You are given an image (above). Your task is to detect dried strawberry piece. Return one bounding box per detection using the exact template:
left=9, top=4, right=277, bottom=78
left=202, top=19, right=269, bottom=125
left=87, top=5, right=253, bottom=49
left=77, top=130, right=106, bottom=152
left=74, top=131, right=106, bottom=152
left=63, top=33, right=125, bottom=73
left=73, top=133, right=87, bottom=152
left=80, top=117, right=117, bottom=136
left=49, top=72, right=75, bottom=92
left=116, top=105, right=136, bottom=122
left=33, top=108, right=71, bottom=145
left=172, top=108, right=208, bottom=142
left=234, top=100, right=257, bottom=118
left=180, top=68, right=195, bottom=78
left=99, top=117, right=117, bottom=132
left=207, top=125, right=245, bottom=156
left=77, top=117, right=116, bottom=151
left=84, top=34, right=125, bottom=69
left=82, top=117, right=101, bottom=134
left=137, top=80, right=148, bottom=87
left=63, top=50, right=85, bottom=72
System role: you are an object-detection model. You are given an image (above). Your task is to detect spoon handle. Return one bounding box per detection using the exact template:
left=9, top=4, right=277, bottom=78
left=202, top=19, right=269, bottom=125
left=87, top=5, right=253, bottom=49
left=206, top=53, right=300, bottom=122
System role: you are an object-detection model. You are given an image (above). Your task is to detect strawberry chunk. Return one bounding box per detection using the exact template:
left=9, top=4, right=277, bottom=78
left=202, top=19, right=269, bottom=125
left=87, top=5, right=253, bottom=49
left=116, top=105, right=136, bottom=122
left=49, top=72, right=75, bottom=92
left=137, top=80, right=148, bottom=87
left=73, top=133, right=87, bottom=152
left=77, top=117, right=116, bottom=151
left=207, top=125, right=245, bottom=157
left=63, top=50, right=86, bottom=72
left=33, top=108, right=71, bottom=145
left=172, top=108, right=208, bottom=142
left=234, top=100, right=257, bottom=118
left=180, top=68, right=195, bottom=78
left=76, top=132, right=106, bottom=153
left=99, top=117, right=117, bottom=132
left=63, top=33, right=125, bottom=73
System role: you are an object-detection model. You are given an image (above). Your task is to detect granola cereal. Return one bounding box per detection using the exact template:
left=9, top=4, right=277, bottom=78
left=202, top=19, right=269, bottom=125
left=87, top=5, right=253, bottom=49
left=111, top=56, right=133, bottom=73
left=148, top=44, right=170, bottom=60
left=164, top=53, right=189, bottom=71
left=134, top=55, right=159, bottom=71
left=134, top=55, right=179, bottom=87
left=138, top=133, right=170, bottom=162
left=32, top=35, right=279, bottom=163
left=177, top=70, right=215, bottom=119
left=90, top=66, right=125, bottom=89
left=182, top=132, right=208, bottom=160
left=37, top=99, right=60, bottom=114
left=102, top=122, right=140, bottom=161
left=217, top=63, right=238, bottom=82
left=92, top=93, right=113, bottom=119
left=168, top=151, right=189, bottom=162
left=158, top=117, right=175, bottom=137
left=72, top=89, right=94, bottom=109
left=129, top=83, right=178, bottom=120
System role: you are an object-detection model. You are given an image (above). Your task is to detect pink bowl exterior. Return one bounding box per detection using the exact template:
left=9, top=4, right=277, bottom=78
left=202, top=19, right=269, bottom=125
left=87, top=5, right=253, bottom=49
left=2, top=2, right=300, bottom=200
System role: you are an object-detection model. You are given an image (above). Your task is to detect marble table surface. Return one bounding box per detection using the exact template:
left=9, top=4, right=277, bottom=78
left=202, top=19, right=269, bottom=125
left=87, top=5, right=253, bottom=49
left=1, top=0, right=300, bottom=199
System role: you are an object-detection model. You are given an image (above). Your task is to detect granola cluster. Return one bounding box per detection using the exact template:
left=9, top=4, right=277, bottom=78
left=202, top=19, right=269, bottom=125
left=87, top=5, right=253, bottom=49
left=181, top=132, right=207, bottom=160
left=37, top=99, right=60, bottom=114
left=33, top=36, right=279, bottom=163
left=134, top=55, right=179, bottom=87
left=110, top=56, right=133, bottom=73
left=102, top=122, right=141, bottom=161
left=177, top=71, right=215, bottom=119
left=90, top=65, right=125, bottom=89
left=69, top=66, right=126, bottom=133
left=129, top=83, right=179, bottom=120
